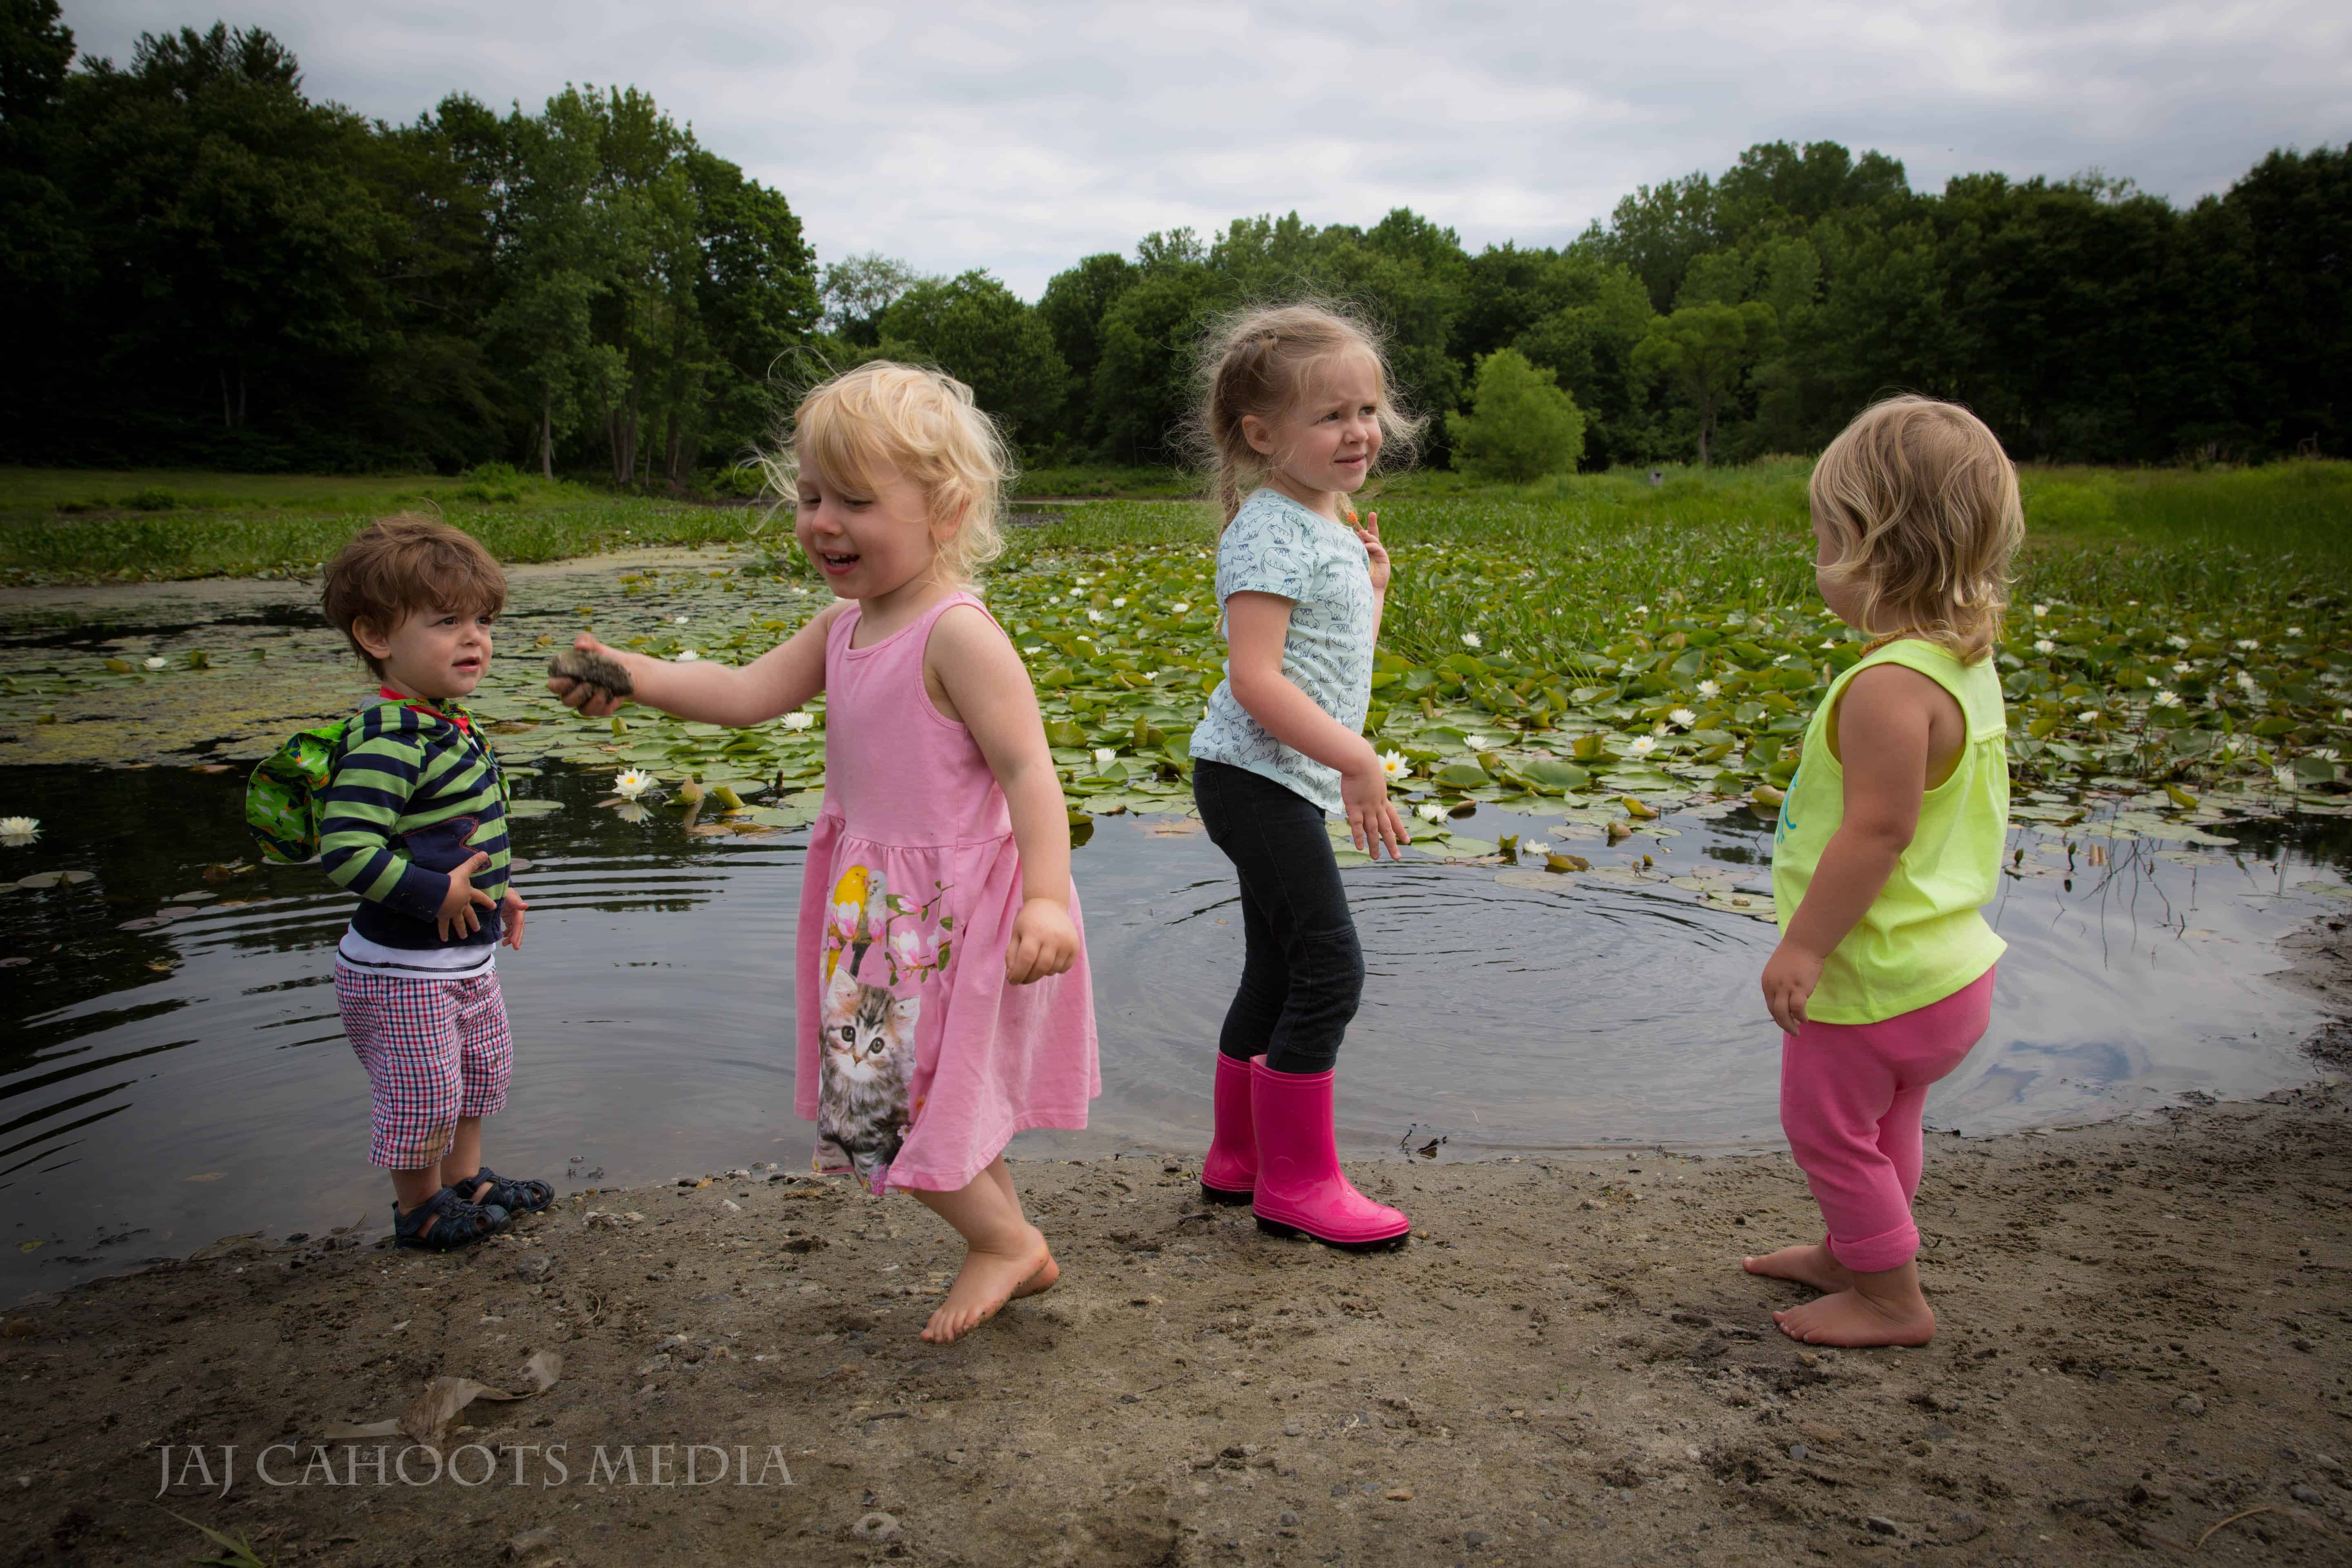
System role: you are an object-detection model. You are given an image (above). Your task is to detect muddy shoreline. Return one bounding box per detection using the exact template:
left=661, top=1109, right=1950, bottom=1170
left=0, top=1066, right=2345, bottom=1567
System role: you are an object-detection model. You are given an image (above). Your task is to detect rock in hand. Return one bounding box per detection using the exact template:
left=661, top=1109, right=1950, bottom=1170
left=548, top=648, right=634, bottom=703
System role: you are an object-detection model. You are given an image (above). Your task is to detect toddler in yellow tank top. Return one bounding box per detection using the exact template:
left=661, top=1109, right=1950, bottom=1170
left=1746, top=396, right=2024, bottom=1348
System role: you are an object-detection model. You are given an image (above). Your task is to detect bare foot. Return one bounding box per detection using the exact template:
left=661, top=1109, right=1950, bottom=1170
left=1010, top=1252, right=1059, bottom=1300
left=1773, top=1288, right=1936, bottom=1347
left=1742, top=1242, right=1855, bottom=1294
left=922, top=1224, right=1052, bottom=1344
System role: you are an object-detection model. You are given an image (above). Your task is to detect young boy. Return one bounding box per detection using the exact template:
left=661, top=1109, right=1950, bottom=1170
left=318, top=514, right=552, bottom=1250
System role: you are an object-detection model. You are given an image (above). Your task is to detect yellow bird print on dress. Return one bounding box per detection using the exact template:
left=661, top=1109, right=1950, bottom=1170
left=824, top=865, right=891, bottom=980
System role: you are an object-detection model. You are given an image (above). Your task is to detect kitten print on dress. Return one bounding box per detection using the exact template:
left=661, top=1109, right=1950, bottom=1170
left=815, top=958, right=920, bottom=1190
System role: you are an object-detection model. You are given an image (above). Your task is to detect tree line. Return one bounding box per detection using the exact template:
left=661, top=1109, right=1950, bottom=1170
left=1, top=4, right=2343, bottom=480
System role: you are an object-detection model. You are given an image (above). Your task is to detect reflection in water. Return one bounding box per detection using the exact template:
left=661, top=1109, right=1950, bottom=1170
left=0, top=762, right=2342, bottom=1296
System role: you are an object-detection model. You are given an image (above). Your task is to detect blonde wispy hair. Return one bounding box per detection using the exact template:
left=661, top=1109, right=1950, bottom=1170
left=1809, top=395, right=2025, bottom=664
left=1189, top=301, right=1423, bottom=525
left=758, top=360, right=1011, bottom=582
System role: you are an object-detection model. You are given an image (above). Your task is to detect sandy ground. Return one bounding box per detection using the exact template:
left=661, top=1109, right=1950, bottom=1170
left=0, top=1063, right=2346, bottom=1567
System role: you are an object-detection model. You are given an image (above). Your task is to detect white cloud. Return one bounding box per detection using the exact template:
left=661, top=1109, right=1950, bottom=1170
left=65, top=0, right=2352, bottom=296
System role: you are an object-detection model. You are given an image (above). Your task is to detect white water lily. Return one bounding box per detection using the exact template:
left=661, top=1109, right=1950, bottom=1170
left=1378, top=749, right=1407, bottom=781
left=1627, top=735, right=1658, bottom=758
left=1111, top=596, right=1127, bottom=608
left=2238, top=670, right=2262, bottom=691
left=1634, top=604, right=1650, bottom=616
left=1668, top=708, right=1697, bottom=728
left=143, top=656, right=167, bottom=670
left=2314, top=747, right=2343, bottom=762
left=2078, top=710, right=2101, bottom=723
left=2153, top=690, right=2184, bottom=708
left=1087, top=609, right=1106, bottom=623
left=2288, top=626, right=2305, bottom=637
left=1091, top=747, right=1117, bottom=767
left=2033, top=639, right=2056, bottom=654
left=613, top=768, right=655, bottom=799
left=2145, top=675, right=2160, bottom=687
left=0, top=816, right=38, bottom=842
left=2031, top=603, right=2049, bottom=618
left=672, top=615, right=689, bottom=624
left=2275, top=764, right=2296, bottom=788
left=2172, top=662, right=2192, bottom=676
left=1021, top=645, right=1043, bottom=655
left=2167, top=634, right=2191, bottom=649
left=1521, top=839, right=1551, bottom=855
left=1696, top=680, right=1721, bottom=699
left=783, top=712, right=815, bottom=731
left=1415, top=801, right=1448, bottom=823
left=2237, top=638, right=2261, bottom=650
left=1460, top=631, right=1482, bottom=648
left=1169, top=601, right=1190, bottom=615
left=1466, top=735, right=1493, bottom=751
left=674, top=649, right=701, bottom=662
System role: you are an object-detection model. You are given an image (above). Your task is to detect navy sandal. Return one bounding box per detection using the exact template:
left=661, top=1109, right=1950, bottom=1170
left=393, top=1186, right=510, bottom=1251
left=456, top=1166, right=554, bottom=1216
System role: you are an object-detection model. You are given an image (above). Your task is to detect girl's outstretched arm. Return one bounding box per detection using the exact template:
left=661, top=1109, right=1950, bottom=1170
left=546, top=602, right=846, bottom=728
left=1760, top=664, right=1945, bottom=1033
left=1226, top=590, right=1407, bottom=859
left=929, top=604, right=1080, bottom=986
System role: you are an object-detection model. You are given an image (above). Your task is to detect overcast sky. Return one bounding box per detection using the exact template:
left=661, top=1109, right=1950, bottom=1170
left=62, top=1, right=2352, bottom=298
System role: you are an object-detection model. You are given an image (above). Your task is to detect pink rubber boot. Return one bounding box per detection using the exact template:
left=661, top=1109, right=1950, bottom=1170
left=1199, top=1052, right=1256, bottom=1205
left=1248, top=1055, right=1410, bottom=1250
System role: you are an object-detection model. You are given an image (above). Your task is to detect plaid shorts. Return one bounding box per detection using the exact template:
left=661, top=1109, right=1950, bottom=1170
left=334, top=963, right=514, bottom=1169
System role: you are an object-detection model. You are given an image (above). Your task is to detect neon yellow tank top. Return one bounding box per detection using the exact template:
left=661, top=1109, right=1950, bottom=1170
left=1769, top=638, right=2009, bottom=1025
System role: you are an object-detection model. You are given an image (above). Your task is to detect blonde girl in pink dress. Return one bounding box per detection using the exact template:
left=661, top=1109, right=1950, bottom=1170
left=548, top=362, right=1098, bottom=1345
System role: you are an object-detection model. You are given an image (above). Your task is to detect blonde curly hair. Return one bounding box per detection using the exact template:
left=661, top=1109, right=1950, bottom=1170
left=758, top=361, right=1012, bottom=581
left=1809, top=396, right=2025, bottom=664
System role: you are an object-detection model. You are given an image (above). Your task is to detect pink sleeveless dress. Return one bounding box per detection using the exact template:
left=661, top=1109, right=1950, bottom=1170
left=794, top=591, right=1100, bottom=1195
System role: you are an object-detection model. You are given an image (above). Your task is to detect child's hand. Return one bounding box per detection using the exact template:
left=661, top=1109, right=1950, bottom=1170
left=1340, top=746, right=1407, bottom=860
left=548, top=635, right=632, bottom=717
left=1353, top=511, right=1390, bottom=596
left=499, top=887, right=528, bottom=951
left=1005, top=897, right=1080, bottom=985
left=1761, top=942, right=1822, bottom=1036
left=437, top=851, right=497, bottom=941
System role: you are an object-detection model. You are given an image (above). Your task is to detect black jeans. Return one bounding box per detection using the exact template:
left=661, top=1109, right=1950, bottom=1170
left=1192, top=758, right=1364, bottom=1076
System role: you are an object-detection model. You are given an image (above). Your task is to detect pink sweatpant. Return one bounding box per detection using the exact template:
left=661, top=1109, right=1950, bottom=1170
left=1779, top=967, right=1996, bottom=1273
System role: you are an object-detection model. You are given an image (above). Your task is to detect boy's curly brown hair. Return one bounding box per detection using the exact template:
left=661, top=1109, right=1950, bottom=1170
left=321, top=514, right=507, bottom=677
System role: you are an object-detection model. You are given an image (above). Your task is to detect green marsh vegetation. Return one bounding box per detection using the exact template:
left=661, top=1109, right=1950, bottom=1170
left=11, top=461, right=2341, bottom=874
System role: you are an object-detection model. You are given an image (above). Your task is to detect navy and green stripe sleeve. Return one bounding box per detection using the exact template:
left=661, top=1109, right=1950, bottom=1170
left=318, top=704, right=510, bottom=930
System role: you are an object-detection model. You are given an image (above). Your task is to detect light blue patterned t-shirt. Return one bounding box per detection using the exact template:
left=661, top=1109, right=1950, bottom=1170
left=1188, top=488, right=1376, bottom=813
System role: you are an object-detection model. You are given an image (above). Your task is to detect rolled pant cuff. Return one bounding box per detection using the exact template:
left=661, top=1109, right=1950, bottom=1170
left=1826, top=1222, right=1920, bottom=1274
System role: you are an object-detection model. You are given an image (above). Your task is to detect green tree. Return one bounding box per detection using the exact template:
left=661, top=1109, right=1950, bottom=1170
left=1445, top=348, right=1585, bottom=481
left=1631, top=301, right=1777, bottom=465
left=822, top=252, right=920, bottom=345
left=1087, top=249, right=1236, bottom=463
left=878, top=270, right=1067, bottom=440
left=1036, top=252, right=1135, bottom=445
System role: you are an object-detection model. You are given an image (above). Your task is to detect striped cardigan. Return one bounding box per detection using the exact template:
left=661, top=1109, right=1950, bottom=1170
left=318, top=699, right=511, bottom=955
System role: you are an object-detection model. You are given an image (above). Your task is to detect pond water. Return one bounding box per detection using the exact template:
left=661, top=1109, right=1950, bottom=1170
left=2, top=761, right=2345, bottom=1301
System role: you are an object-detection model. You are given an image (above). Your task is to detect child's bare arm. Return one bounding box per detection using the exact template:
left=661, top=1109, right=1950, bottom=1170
left=547, top=603, right=844, bottom=727
left=929, top=606, right=1079, bottom=985
left=1225, top=591, right=1406, bottom=859
left=1761, top=664, right=1942, bottom=1033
